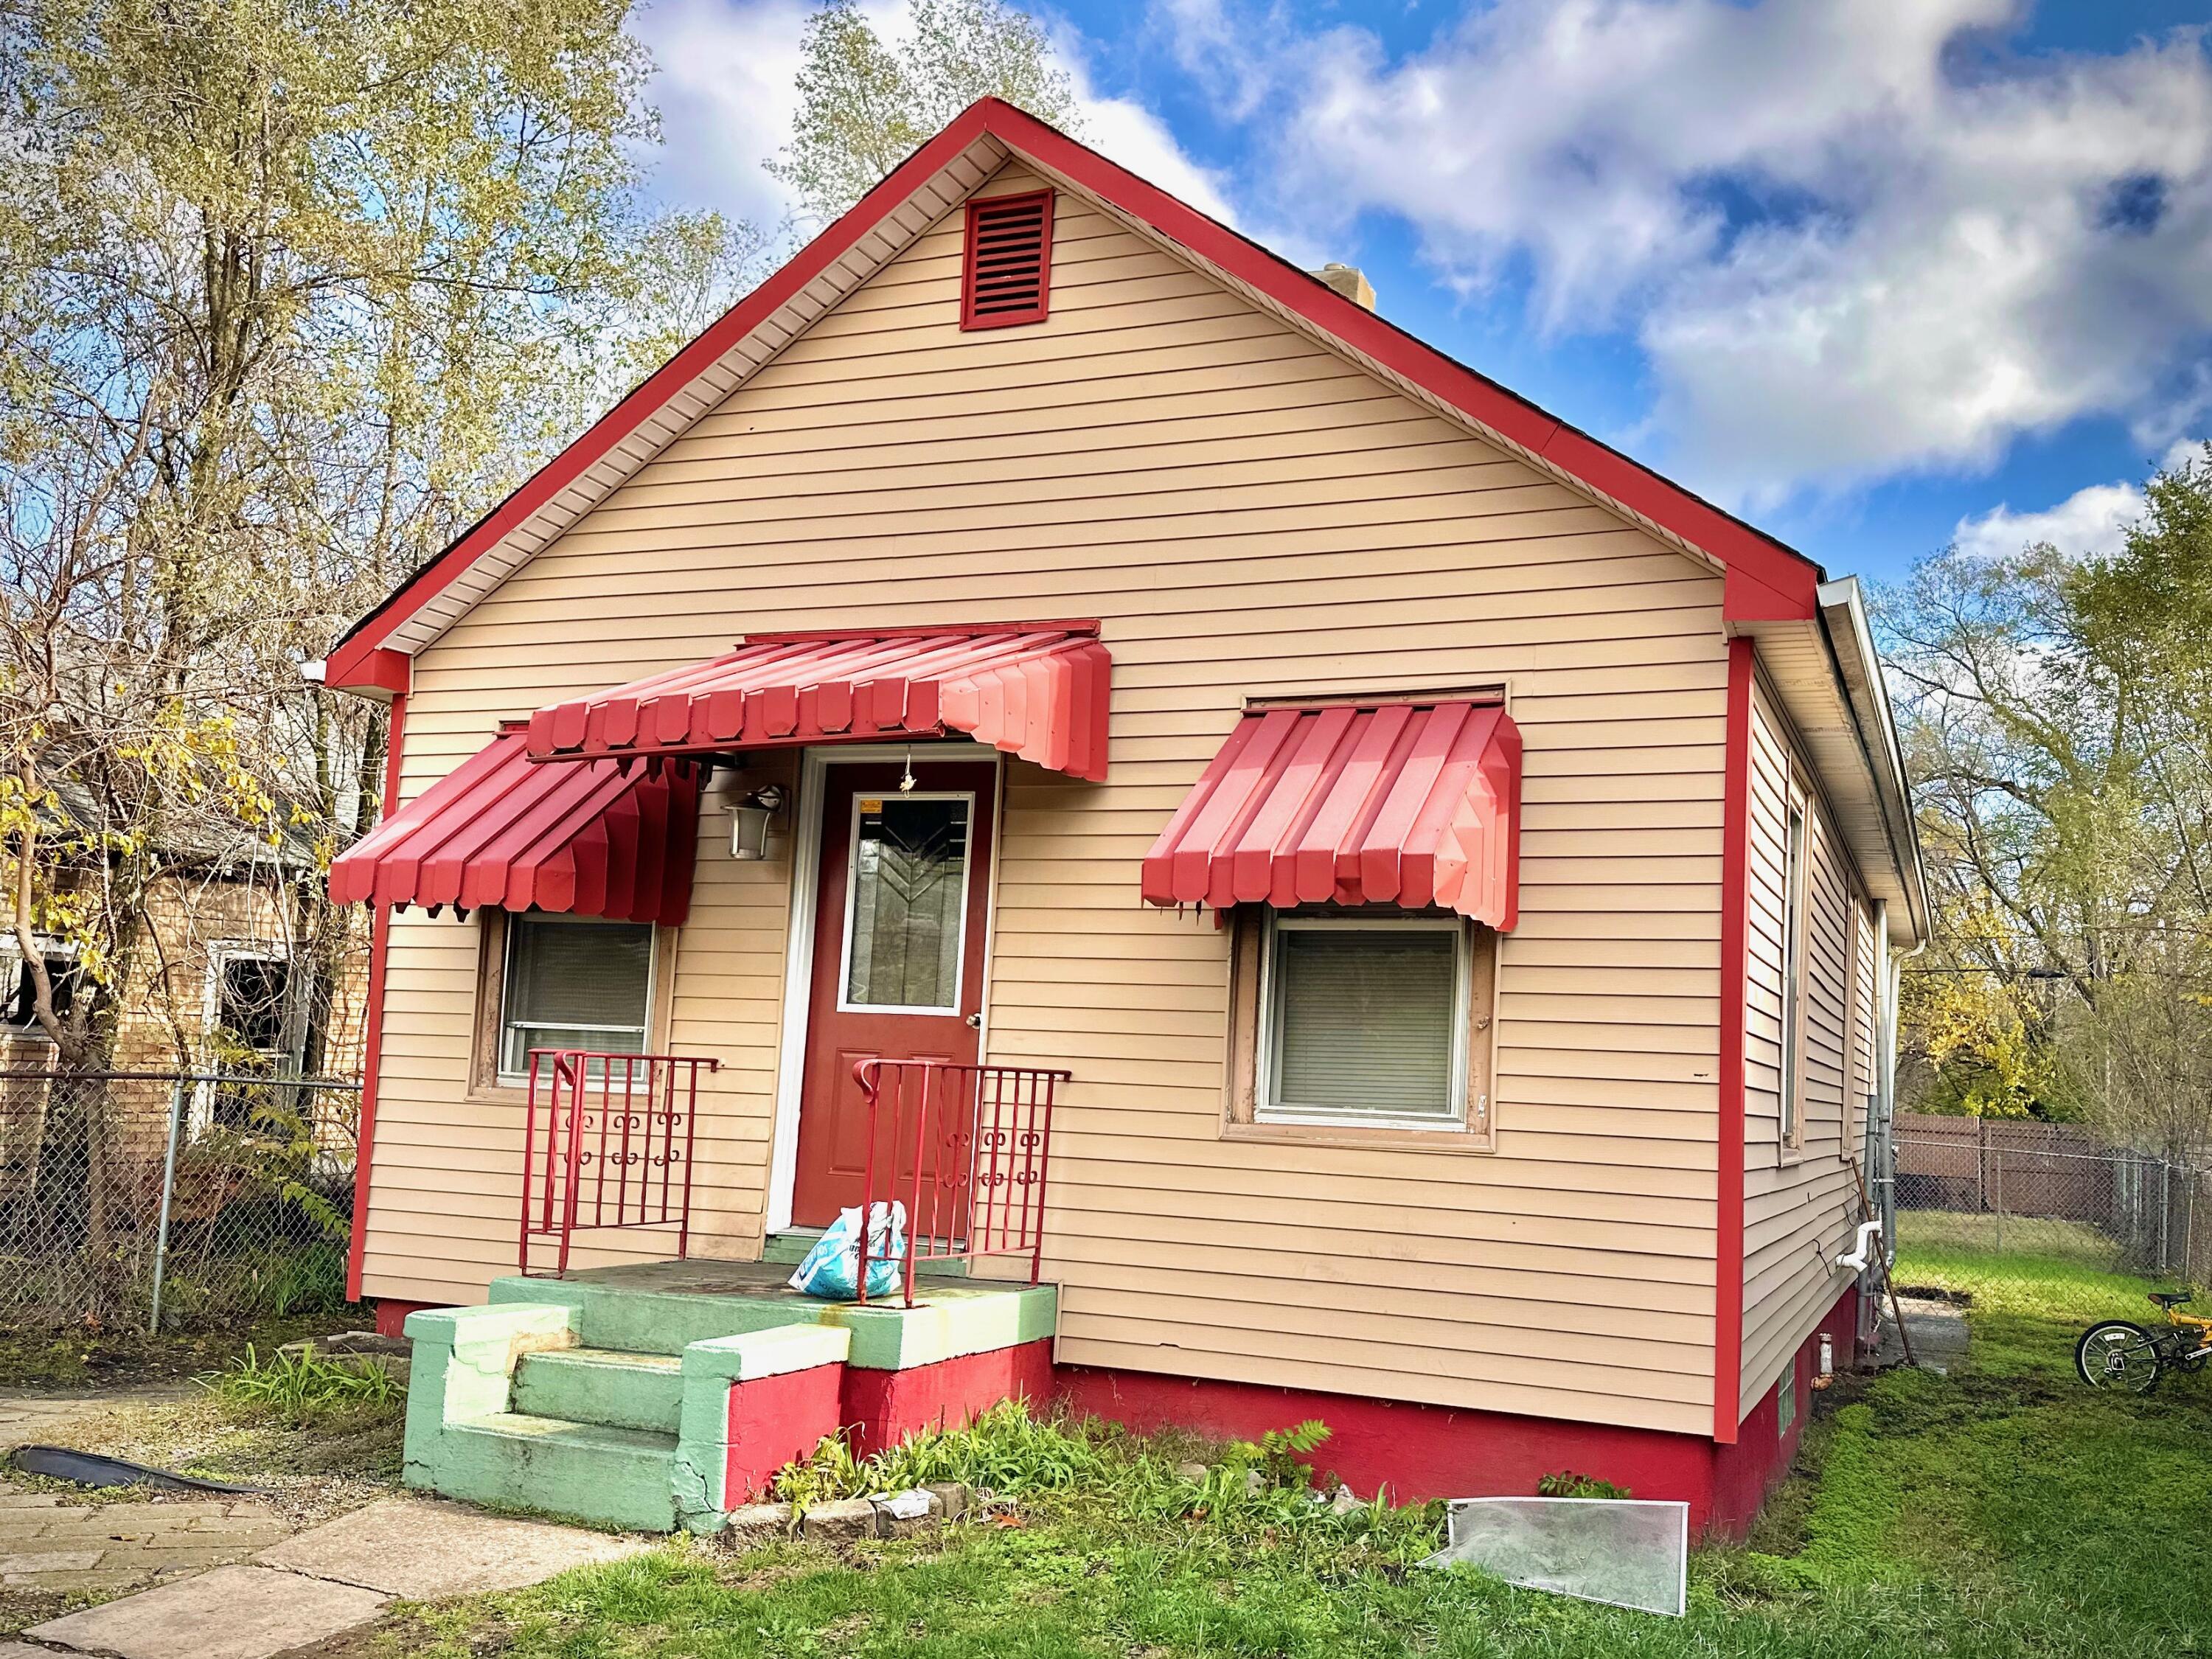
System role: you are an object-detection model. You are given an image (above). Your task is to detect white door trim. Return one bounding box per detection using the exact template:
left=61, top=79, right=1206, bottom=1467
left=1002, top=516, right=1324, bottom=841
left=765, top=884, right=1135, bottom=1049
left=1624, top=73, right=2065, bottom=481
left=763, top=740, right=1001, bottom=1235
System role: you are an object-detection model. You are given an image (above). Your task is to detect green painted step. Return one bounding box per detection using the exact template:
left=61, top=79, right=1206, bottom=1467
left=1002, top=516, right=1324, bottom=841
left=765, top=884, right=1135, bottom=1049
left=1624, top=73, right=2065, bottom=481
left=512, top=1347, right=684, bottom=1435
left=490, top=1277, right=818, bottom=1357
left=423, top=1413, right=678, bottom=1533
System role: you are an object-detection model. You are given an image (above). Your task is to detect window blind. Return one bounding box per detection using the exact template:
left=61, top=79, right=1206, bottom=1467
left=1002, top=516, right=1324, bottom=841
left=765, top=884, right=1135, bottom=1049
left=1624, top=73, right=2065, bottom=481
left=1270, top=925, right=1458, bottom=1119
left=502, top=916, right=653, bottom=1074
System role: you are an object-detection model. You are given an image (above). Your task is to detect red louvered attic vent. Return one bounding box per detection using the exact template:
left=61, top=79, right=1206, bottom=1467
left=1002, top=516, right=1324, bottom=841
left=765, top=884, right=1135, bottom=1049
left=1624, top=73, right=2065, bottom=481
left=961, top=189, right=1054, bottom=330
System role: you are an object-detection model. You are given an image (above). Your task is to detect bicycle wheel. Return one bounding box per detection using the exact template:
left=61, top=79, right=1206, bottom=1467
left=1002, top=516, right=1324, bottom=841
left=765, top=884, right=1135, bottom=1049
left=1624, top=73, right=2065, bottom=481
left=2076, top=1321, right=2163, bottom=1392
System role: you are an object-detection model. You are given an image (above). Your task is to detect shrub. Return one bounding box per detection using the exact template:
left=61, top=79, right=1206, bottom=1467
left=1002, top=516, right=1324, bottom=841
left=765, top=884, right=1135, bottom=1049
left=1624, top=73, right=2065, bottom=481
left=204, top=1343, right=404, bottom=1427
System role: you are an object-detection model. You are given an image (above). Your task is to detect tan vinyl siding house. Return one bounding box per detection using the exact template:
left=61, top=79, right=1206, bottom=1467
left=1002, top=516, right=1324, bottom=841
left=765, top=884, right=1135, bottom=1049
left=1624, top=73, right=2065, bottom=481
left=322, top=100, right=1926, bottom=1520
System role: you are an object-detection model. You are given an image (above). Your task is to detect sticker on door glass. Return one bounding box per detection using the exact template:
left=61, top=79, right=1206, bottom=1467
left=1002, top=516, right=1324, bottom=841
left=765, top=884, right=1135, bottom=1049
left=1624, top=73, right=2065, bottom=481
left=843, top=796, right=972, bottom=1011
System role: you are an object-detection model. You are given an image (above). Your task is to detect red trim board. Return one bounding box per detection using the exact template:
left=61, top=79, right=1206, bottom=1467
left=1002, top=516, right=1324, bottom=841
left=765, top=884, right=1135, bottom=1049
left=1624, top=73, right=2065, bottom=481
left=346, top=692, right=408, bottom=1302
left=1714, top=637, right=1756, bottom=1442
left=326, top=100, right=1818, bottom=691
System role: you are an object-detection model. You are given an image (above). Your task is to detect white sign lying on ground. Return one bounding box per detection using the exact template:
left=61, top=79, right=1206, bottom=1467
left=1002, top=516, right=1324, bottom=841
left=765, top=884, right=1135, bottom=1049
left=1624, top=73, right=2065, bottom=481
left=1419, top=1496, right=1690, bottom=1617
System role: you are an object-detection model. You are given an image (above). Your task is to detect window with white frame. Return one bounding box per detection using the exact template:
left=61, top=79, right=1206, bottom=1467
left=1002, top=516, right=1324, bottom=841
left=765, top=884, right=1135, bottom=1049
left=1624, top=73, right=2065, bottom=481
left=1257, top=913, right=1470, bottom=1127
left=1780, top=797, right=1808, bottom=1147
left=497, top=913, right=655, bottom=1079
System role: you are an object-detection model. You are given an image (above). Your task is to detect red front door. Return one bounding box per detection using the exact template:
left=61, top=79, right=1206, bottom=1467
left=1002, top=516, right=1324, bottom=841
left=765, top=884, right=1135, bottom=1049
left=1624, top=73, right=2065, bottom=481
left=790, top=760, right=997, bottom=1228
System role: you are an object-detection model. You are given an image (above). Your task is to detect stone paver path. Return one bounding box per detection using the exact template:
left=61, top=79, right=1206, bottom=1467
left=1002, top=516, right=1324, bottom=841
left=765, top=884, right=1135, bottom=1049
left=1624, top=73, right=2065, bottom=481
left=27, top=1496, right=653, bottom=1658
left=0, top=1491, right=290, bottom=1595
left=0, top=1388, right=287, bottom=1596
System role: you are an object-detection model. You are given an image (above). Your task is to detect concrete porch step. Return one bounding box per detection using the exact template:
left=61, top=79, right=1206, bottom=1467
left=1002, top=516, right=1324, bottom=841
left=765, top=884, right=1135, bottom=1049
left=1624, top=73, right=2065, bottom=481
left=432, top=1413, right=678, bottom=1534
left=512, top=1347, right=684, bottom=1435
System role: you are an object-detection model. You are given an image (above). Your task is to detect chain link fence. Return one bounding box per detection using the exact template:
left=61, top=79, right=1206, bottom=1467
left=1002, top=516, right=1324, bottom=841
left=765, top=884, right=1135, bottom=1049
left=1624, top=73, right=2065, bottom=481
left=0, top=1068, right=360, bottom=1333
left=1892, top=1113, right=2208, bottom=1310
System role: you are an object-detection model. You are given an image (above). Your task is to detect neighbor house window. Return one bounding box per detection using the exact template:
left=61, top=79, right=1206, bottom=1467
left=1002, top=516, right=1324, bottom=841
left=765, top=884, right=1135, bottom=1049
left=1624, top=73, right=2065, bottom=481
left=0, top=941, right=75, bottom=1036
left=1256, top=913, right=1472, bottom=1127
left=198, top=943, right=294, bottom=1133
left=1780, top=798, right=1808, bottom=1149
left=498, top=913, right=655, bottom=1079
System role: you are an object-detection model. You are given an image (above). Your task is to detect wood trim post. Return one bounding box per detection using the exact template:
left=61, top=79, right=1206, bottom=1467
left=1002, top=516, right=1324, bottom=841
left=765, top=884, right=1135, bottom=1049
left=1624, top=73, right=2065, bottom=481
left=1715, top=637, right=1754, bottom=1444
left=347, top=692, right=407, bottom=1301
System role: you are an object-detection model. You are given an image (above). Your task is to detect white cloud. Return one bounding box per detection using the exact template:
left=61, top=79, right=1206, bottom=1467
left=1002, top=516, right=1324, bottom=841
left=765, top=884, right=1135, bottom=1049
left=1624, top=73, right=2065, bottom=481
left=633, top=0, right=814, bottom=226
left=1161, top=0, right=2212, bottom=508
left=1951, top=439, right=2204, bottom=560
left=636, top=1, right=1239, bottom=236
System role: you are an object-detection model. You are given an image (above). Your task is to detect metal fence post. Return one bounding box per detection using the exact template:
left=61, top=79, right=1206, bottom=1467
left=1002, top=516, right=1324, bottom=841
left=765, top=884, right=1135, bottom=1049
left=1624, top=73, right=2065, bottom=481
left=1993, top=1150, right=2004, bottom=1253
left=147, top=1077, right=188, bottom=1335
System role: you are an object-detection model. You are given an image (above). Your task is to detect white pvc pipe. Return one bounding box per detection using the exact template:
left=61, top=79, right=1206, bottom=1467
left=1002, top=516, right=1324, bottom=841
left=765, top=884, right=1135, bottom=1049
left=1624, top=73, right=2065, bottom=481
left=1835, top=1219, right=1883, bottom=1272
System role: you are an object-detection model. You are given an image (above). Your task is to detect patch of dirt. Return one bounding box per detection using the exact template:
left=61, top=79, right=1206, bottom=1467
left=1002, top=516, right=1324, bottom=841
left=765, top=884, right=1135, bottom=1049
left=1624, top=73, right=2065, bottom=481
left=0, top=1585, right=73, bottom=1641
left=9, top=1391, right=403, bottom=1531
left=0, top=1313, right=366, bottom=1390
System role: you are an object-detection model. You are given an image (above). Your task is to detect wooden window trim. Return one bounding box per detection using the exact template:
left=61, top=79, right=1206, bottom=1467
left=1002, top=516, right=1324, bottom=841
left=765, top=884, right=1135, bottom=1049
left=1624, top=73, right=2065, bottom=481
left=1220, top=905, right=1498, bottom=1153
left=466, top=908, right=678, bottom=1103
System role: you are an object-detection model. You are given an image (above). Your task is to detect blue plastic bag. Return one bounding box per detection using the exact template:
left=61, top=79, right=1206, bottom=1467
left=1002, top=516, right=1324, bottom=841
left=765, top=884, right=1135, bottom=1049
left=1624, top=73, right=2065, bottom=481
left=787, top=1201, right=907, bottom=1300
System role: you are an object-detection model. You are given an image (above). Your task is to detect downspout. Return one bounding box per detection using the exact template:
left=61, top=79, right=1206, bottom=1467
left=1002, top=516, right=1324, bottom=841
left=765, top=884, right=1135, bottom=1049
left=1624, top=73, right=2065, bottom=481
left=1714, top=636, right=1755, bottom=1445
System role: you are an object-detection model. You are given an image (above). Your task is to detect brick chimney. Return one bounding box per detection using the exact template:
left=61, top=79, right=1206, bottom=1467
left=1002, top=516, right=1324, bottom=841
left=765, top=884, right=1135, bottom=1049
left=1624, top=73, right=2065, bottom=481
left=1310, top=262, right=1377, bottom=310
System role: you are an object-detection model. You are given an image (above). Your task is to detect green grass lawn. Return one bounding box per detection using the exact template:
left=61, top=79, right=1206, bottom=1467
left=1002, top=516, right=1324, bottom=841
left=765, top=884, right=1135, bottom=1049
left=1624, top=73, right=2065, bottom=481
left=349, top=1246, right=2212, bottom=1659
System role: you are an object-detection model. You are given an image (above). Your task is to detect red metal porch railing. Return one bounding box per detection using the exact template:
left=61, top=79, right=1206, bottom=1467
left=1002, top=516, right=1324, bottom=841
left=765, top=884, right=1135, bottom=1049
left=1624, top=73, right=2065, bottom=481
left=852, top=1058, right=1069, bottom=1307
left=520, top=1050, right=718, bottom=1276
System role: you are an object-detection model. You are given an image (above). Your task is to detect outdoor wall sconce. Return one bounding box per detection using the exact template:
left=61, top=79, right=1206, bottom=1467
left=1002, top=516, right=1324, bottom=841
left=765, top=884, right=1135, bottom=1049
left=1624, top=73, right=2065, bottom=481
left=729, top=785, right=786, bottom=860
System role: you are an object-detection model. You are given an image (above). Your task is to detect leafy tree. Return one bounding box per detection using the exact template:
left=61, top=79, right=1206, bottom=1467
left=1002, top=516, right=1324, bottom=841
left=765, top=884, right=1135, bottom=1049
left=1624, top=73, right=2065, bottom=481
left=0, top=0, right=765, bottom=1077
left=769, top=0, right=1082, bottom=224
left=1882, top=445, right=2212, bottom=1155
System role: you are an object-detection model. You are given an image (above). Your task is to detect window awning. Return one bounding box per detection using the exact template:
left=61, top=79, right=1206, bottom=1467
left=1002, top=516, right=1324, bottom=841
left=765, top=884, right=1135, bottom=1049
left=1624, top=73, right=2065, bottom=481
left=1141, top=700, right=1521, bottom=928
left=330, top=726, right=699, bottom=926
left=524, top=625, right=1110, bottom=781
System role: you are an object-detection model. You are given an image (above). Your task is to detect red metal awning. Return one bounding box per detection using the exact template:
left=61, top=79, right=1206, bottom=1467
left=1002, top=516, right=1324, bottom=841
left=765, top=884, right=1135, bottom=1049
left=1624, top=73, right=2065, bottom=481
left=524, top=625, right=1110, bottom=781
left=330, top=726, right=699, bottom=925
left=1141, top=700, right=1521, bottom=928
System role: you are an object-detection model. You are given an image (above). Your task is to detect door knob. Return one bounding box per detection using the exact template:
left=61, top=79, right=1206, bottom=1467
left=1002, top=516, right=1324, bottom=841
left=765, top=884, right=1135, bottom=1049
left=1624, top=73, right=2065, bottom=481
left=965, top=1012, right=982, bottom=1029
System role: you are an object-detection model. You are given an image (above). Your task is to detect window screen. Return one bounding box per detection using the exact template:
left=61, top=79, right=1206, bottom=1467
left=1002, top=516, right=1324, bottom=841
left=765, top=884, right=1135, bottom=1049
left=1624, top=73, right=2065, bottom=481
left=501, top=914, right=653, bottom=1076
left=1265, top=920, right=1462, bottom=1121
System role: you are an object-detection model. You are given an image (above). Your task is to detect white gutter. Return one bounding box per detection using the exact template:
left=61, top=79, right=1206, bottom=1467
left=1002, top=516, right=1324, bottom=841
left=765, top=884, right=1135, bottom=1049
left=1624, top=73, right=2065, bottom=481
left=1817, top=577, right=1930, bottom=945
left=299, top=659, right=327, bottom=685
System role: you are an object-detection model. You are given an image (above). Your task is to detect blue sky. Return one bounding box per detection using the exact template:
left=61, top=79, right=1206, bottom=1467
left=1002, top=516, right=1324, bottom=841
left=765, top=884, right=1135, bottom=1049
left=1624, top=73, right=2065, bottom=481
left=633, top=0, right=2212, bottom=584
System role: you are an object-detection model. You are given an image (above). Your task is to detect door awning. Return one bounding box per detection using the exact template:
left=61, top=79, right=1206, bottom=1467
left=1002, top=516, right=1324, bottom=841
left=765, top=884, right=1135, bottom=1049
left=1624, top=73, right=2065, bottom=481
left=330, top=726, right=699, bottom=925
left=1141, top=700, right=1521, bottom=928
left=526, top=625, right=1110, bottom=781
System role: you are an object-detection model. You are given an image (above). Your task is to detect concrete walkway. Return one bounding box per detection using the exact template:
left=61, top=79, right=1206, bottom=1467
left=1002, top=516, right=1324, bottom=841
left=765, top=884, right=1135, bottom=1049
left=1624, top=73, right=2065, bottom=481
left=21, top=1497, right=651, bottom=1659
left=1879, top=1293, right=1972, bottom=1374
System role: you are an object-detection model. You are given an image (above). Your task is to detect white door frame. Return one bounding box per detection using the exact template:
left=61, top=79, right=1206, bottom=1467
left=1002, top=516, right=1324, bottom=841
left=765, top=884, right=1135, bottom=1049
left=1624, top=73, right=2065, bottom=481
left=763, top=740, right=1006, bottom=1234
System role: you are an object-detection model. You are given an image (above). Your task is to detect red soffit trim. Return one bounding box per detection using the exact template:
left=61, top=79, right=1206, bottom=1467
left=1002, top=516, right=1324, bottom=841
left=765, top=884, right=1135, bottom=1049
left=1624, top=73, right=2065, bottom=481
left=526, top=627, right=1110, bottom=783
left=329, top=727, right=700, bottom=927
left=1141, top=700, right=1521, bottom=929
left=961, top=189, right=1054, bottom=330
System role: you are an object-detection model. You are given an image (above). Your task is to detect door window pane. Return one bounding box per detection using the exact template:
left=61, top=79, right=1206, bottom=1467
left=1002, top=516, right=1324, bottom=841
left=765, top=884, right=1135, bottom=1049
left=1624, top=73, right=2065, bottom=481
left=843, top=796, right=971, bottom=1012
left=501, top=914, right=653, bottom=1075
left=1266, top=921, right=1462, bottom=1120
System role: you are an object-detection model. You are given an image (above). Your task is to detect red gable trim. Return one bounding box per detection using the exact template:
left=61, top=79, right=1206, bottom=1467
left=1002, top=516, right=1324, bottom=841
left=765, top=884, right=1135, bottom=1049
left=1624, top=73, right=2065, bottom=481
left=327, top=100, right=1816, bottom=691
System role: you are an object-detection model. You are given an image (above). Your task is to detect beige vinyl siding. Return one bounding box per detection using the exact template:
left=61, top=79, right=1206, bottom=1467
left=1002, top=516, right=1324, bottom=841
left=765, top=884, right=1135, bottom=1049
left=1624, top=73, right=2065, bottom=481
left=364, top=165, right=1730, bottom=1435
left=1740, top=678, right=1866, bottom=1417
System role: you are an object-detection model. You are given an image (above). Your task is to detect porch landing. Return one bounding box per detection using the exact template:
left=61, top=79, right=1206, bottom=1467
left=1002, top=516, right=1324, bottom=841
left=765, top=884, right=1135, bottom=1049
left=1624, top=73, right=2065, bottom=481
left=403, top=1264, right=1057, bottom=1534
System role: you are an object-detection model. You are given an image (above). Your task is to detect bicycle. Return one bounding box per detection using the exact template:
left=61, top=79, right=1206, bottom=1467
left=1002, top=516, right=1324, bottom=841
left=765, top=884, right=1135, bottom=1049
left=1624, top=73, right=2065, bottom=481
left=2076, top=1292, right=2212, bottom=1393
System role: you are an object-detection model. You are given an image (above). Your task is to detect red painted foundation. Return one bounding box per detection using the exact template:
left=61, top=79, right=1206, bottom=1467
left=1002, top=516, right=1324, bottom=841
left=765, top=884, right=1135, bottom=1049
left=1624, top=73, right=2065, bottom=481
left=726, top=1363, right=846, bottom=1502
left=373, top=1298, right=433, bottom=1338
left=1055, top=1284, right=1864, bottom=1539
left=841, top=1338, right=1056, bottom=1456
